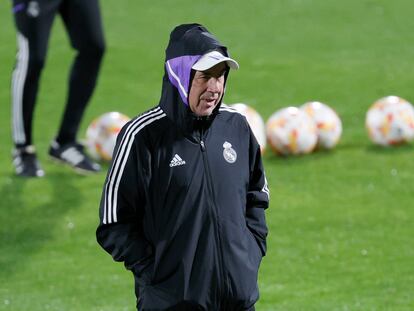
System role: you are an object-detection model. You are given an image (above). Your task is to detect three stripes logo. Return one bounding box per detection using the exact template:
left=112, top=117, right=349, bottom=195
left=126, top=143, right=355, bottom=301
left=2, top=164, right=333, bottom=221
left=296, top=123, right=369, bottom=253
left=169, top=154, right=186, bottom=167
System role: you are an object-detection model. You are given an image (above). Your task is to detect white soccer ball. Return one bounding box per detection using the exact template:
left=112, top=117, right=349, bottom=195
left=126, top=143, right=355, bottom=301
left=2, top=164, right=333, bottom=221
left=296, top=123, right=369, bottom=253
left=301, top=101, right=342, bottom=149
left=85, top=112, right=131, bottom=161
left=366, top=96, right=414, bottom=146
left=266, top=106, right=318, bottom=155
left=231, top=103, right=267, bottom=154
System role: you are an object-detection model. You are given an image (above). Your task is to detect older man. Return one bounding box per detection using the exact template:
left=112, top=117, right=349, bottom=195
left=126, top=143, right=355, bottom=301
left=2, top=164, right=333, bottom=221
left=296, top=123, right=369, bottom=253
left=97, top=24, right=269, bottom=311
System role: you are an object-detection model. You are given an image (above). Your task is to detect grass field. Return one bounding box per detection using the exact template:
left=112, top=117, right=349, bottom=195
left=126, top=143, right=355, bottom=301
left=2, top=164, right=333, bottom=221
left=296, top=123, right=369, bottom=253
left=1, top=0, right=414, bottom=310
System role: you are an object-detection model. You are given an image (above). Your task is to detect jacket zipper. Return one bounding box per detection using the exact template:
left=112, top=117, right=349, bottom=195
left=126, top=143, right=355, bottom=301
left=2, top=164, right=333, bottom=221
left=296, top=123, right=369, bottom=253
left=199, top=129, right=227, bottom=305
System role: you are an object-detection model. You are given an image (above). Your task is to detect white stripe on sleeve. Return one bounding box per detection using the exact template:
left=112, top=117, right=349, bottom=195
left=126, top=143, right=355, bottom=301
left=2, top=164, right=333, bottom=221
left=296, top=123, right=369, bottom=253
left=11, top=33, right=29, bottom=144
left=103, top=107, right=166, bottom=224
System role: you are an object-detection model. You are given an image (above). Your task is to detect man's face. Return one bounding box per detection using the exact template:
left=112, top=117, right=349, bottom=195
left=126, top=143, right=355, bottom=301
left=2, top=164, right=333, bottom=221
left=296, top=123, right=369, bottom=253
left=188, top=62, right=226, bottom=117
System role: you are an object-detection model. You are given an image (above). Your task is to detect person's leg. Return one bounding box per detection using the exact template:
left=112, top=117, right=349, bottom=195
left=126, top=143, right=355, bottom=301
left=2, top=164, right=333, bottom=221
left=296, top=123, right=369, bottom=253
left=11, top=0, right=59, bottom=147
left=11, top=0, right=60, bottom=176
left=46, top=0, right=104, bottom=174
left=55, top=0, right=105, bottom=145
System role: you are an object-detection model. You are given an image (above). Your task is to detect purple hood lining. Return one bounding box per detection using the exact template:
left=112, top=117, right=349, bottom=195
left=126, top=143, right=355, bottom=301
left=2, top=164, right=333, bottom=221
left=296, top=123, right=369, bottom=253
left=165, top=55, right=202, bottom=106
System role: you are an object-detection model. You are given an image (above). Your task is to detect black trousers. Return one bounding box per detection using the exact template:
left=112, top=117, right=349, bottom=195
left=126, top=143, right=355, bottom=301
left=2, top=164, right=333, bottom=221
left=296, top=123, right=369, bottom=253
left=165, top=305, right=255, bottom=311
left=137, top=302, right=256, bottom=311
left=11, top=0, right=105, bottom=147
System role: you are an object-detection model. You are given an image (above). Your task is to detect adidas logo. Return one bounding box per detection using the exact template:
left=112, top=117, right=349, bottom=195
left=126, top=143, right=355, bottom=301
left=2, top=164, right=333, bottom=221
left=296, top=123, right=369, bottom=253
left=169, top=154, right=186, bottom=167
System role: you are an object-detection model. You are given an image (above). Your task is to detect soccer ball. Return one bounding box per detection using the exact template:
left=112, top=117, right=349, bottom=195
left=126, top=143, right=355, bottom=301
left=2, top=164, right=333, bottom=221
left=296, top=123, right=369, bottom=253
left=266, top=106, right=317, bottom=155
left=231, top=103, right=267, bottom=153
left=366, top=96, right=414, bottom=146
left=85, top=112, right=131, bottom=161
left=301, top=101, right=342, bottom=149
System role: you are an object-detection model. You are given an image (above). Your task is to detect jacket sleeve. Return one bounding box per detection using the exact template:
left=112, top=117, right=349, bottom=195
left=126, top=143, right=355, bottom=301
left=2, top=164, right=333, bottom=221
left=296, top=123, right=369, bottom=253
left=246, top=128, right=269, bottom=257
left=96, top=124, right=152, bottom=273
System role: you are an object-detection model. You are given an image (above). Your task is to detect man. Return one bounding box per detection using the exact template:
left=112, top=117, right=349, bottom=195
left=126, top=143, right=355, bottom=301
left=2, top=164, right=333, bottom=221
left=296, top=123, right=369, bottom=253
left=97, top=24, right=269, bottom=310
left=11, top=0, right=105, bottom=177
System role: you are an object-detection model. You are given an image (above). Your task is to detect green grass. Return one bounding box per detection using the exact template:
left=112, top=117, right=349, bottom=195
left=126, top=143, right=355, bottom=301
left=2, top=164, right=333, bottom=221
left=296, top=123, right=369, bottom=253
left=1, top=0, right=414, bottom=310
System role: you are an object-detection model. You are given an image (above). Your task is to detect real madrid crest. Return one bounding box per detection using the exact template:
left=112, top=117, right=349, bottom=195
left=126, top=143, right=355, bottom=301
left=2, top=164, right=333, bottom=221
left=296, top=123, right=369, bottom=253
left=223, top=141, right=237, bottom=164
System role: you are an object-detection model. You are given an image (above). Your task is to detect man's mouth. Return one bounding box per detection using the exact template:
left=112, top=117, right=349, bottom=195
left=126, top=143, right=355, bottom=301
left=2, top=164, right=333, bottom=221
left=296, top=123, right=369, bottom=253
left=203, top=94, right=219, bottom=102
left=203, top=98, right=218, bottom=107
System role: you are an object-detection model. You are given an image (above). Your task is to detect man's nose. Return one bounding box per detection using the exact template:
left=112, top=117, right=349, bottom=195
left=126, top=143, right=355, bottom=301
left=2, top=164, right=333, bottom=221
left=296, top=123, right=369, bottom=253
left=207, top=77, right=220, bottom=92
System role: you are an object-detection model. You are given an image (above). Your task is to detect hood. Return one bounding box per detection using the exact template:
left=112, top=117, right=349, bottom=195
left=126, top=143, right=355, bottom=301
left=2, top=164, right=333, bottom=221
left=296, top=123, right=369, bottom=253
left=158, top=23, right=232, bottom=133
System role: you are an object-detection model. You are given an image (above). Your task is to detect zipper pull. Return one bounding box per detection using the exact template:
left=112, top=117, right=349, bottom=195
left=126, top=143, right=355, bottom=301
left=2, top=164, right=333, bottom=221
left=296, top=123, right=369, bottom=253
left=200, top=140, right=206, bottom=151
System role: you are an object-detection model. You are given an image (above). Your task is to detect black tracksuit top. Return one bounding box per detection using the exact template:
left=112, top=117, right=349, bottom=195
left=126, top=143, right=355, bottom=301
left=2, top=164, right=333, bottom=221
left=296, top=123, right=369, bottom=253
left=97, top=24, right=269, bottom=311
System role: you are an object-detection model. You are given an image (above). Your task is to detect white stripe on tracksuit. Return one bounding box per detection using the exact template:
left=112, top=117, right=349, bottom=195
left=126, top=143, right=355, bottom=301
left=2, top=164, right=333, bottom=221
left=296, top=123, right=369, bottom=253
left=11, top=33, right=29, bottom=144
left=219, top=105, right=242, bottom=115
left=103, top=107, right=166, bottom=224
left=262, top=175, right=270, bottom=199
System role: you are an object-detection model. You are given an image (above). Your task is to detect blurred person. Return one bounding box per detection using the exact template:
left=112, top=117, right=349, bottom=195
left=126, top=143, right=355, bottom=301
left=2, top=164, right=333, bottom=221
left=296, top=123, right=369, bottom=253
left=96, top=24, right=269, bottom=311
left=11, top=0, right=105, bottom=177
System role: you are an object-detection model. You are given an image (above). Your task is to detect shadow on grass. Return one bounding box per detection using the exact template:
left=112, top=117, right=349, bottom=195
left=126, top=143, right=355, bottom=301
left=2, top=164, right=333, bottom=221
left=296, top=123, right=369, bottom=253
left=263, top=141, right=414, bottom=165
left=365, top=143, right=414, bottom=154
left=263, top=146, right=340, bottom=165
left=0, top=171, right=83, bottom=279
left=333, top=139, right=413, bottom=155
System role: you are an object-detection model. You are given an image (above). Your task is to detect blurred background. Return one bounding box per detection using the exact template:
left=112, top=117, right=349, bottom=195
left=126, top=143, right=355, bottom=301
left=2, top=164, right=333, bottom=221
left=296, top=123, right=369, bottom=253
left=1, top=0, right=414, bottom=310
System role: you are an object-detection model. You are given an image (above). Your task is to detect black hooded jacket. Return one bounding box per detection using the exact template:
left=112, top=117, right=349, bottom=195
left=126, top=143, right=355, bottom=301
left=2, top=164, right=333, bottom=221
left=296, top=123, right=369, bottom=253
left=97, top=24, right=269, bottom=311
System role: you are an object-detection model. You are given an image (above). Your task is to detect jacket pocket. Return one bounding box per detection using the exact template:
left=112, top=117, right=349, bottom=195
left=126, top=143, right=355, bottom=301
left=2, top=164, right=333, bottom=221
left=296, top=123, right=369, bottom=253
left=134, top=257, right=155, bottom=308
left=132, top=256, right=154, bottom=286
left=245, top=228, right=262, bottom=265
